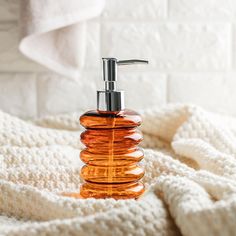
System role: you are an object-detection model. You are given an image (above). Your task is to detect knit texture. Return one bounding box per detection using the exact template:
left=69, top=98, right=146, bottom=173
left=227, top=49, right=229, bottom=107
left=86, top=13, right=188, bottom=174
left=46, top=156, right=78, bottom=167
left=1, top=104, right=236, bottom=235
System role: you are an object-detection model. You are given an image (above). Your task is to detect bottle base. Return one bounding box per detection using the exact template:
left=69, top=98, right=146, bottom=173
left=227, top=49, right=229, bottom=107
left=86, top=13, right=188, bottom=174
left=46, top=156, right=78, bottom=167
left=80, top=182, right=145, bottom=200
left=61, top=182, right=145, bottom=200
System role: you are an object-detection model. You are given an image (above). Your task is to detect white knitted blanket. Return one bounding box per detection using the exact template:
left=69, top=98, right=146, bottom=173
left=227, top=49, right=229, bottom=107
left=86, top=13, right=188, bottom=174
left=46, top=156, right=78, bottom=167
left=1, top=104, right=236, bottom=236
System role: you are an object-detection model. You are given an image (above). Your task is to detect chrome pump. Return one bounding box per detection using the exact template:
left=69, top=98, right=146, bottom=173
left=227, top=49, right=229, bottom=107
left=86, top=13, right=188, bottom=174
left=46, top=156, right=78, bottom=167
left=97, top=58, right=148, bottom=111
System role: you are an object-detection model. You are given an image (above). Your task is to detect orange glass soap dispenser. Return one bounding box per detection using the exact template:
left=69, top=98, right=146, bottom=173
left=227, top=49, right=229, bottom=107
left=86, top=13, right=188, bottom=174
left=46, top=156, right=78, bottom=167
left=80, top=58, right=148, bottom=200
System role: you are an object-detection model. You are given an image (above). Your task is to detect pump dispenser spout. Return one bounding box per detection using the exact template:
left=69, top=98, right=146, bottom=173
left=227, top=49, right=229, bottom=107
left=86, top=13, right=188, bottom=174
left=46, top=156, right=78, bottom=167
left=97, top=58, right=148, bottom=111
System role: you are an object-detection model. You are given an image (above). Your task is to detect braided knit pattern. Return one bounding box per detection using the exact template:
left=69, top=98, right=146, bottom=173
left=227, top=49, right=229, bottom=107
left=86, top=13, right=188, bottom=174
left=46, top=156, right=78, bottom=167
left=1, top=104, right=236, bottom=235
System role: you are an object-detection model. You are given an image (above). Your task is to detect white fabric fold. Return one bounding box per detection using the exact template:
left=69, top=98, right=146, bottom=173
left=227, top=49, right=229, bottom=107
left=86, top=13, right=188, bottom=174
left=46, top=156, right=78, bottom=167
left=19, top=0, right=105, bottom=79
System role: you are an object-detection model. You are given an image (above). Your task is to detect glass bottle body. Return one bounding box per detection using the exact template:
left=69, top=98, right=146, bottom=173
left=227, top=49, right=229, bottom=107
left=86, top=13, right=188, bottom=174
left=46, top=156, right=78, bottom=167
left=79, top=109, right=145, bottom=200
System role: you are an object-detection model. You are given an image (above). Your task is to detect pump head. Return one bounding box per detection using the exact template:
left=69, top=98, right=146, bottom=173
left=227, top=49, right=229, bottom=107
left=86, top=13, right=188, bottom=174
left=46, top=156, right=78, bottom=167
left=97, top=58, right=148, bottom=112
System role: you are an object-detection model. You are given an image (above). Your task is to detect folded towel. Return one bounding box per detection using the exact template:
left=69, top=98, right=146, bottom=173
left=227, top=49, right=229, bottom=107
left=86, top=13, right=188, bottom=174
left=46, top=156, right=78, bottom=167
left=19, top=0, right=105, bottom=79
left=1, top=104, right=236, bottom=235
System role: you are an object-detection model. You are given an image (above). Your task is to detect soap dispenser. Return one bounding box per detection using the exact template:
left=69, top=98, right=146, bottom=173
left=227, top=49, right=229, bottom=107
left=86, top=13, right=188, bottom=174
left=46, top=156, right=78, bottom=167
left=79, top=58, right=148, bottom=199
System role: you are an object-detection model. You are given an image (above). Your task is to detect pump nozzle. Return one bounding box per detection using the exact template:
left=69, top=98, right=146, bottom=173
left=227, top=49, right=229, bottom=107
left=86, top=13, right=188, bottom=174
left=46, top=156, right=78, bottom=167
left=117, top=59, right=149, bottom=65
left=102, top=58, right=148, bottom=84
left=98, top=57, right=148, bottom=111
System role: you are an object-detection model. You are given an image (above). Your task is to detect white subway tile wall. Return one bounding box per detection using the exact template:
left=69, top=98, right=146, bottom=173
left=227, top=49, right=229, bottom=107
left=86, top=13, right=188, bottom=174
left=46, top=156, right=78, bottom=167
left=0, top=0, right=235, bottom=118
left=37, top=72, right=99, bottom=116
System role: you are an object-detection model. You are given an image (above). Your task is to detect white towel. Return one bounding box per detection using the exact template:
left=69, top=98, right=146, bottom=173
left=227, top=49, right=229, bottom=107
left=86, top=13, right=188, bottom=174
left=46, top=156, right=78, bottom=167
left=19, top=0, right=105, bottom=79
left=0, top=104, right=236, bottom=235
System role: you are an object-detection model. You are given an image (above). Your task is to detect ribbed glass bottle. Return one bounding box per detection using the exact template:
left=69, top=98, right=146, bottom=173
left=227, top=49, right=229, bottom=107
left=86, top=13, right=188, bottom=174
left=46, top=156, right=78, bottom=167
left=79, top=109, right=145, bottom=199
